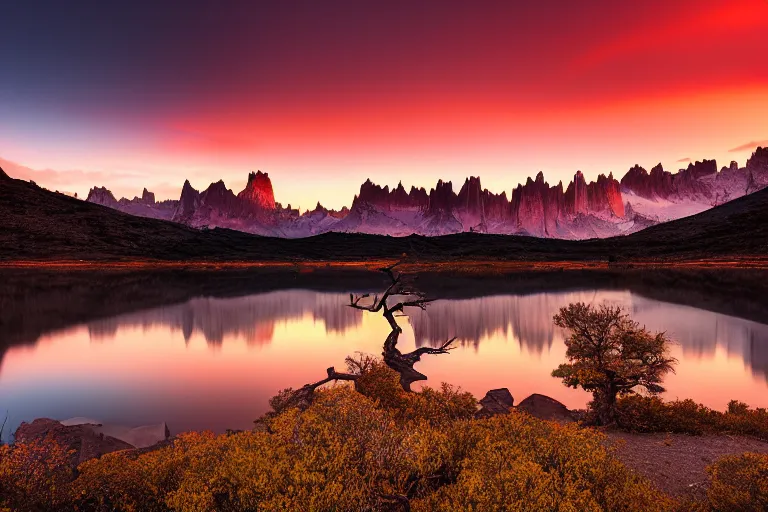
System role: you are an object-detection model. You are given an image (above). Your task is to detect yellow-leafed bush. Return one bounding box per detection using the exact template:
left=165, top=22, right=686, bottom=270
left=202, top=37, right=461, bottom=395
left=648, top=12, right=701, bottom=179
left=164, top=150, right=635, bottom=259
left=706, top=452, right=768, bottom=511
left=412, top=412, right=674, bottom=512
left=64, top=388, right=674, bottom=512
left=0, top=436, right=73, bottom=511
left=615, top=395, right=768, bottom=439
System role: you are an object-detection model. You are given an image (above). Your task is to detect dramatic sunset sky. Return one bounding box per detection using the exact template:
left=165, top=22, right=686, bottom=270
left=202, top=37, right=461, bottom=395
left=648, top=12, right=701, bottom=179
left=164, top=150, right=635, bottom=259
left=1, top=0, right=767, bottom=209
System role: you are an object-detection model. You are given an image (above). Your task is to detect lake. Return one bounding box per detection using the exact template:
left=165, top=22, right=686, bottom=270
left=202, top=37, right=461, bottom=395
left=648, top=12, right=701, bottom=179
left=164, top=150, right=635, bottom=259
left=2, top=273, right=767, bottom=441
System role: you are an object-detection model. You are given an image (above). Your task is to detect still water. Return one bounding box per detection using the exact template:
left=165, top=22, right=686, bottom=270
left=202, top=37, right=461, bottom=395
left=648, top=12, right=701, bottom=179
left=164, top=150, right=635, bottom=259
left=2, top=288, right=767, bottom=439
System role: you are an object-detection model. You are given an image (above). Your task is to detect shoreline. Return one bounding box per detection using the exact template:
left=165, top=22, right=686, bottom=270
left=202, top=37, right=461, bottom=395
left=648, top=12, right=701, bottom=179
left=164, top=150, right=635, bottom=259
left=3, top=256, right=768, bottom=272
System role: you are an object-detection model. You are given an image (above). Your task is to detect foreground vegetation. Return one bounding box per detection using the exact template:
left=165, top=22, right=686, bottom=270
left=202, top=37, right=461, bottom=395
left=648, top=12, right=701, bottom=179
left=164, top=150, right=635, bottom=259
left=1, top=359, right=767, bottom=512
left=615, top=395, right=768, bottom=439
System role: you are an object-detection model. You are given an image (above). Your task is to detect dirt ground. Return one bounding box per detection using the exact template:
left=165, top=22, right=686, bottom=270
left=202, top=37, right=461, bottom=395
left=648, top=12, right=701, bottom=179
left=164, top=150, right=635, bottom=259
left=606, top=431, right=768, bottom=501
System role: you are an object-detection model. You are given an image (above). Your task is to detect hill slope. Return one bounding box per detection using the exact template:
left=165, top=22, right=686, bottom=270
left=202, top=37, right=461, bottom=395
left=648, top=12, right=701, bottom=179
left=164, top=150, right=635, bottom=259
left=1, top=170, right=767, bottom=261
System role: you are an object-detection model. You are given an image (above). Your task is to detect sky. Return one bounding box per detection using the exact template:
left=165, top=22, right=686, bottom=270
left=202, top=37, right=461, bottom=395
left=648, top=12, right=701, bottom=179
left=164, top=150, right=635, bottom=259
left=1, top=0, right=767, bottom=209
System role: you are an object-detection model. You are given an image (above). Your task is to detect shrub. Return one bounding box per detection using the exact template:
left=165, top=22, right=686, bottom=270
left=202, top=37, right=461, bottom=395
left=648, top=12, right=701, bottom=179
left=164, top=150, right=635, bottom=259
left=73, top=450, right=167, bottom=512
left=0, top=436, right=73, bottom=511
left=346, top=354, right=477, bottom=426
left=706, top=453, right=768, bottom=511
left=412, top=412, right=674, bottom=512
left=63, top=387, right=673, bottom=512
left=615, top=395, right=768, bottom=438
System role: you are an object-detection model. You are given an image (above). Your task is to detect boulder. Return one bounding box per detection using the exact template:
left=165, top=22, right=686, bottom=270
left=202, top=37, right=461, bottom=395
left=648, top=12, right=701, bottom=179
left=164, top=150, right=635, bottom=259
left=517, top=393, right=575, bottom=423
left=61, top=417, right=170, bottom=449
left=476, top=388, right=515, bottom=417
left=14, top=418, right=134, bottom=467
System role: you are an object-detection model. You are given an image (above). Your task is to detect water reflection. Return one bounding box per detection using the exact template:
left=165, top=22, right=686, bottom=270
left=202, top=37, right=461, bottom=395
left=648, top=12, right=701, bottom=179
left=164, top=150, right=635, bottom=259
left=87, top=291, right=363, bottom=347
left=1, top=288, right=767, bottom=441
left=86, top=290, right=768, bottom=381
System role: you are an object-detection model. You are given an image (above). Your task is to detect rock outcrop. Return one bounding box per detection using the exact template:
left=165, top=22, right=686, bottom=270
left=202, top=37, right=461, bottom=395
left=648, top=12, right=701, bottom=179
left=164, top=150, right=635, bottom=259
left=476, top=388, right=515, bottom=417
left=511, top=172, right=559, bottom=235
left=457, top=176, right=484, bottom=216
left=237, top=170, right=275, bottom=210
left=141, top=188, right=155, bottom=205
left=686, top=159, right=717, bottom=180
left=14, top=418, right=134, bottom=467
left=620, top=164, right=675, bottom=199
left=173, top=180, right=201, bottom=222
left=620, top=150, right=768, bottom=212
left=747, top=146, right=768, bottom=172
left=61, top=417, right=170, bottom=449
left=474, top=390, right=575, bottom=423
left=86, top=186, right=119, bottom=207
left=198, top=180, right=239, bottom=214
left=427, top=179, right=458, bottom=215
left=517, top=393, right=575, bottom=423
left=86, top=185, right=177, bottom=220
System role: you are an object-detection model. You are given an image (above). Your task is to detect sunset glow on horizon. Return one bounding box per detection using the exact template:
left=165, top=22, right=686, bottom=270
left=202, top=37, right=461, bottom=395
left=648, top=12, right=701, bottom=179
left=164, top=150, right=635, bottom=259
left=2, top=0, right=768, bottom=209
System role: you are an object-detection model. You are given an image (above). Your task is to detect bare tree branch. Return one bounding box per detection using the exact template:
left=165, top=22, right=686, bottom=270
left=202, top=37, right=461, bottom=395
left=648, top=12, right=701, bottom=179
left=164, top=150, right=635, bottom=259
left=274, top=262, right=455, bottom=415
left=348, top=263, right=455, bottom=391
left=272, top=367, right=360, bottom=414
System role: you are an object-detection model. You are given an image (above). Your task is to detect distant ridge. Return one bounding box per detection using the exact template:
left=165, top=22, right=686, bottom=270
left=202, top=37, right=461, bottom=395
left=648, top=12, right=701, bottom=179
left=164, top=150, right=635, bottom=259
left=71, top=147, right=768, bottom=240
left=1, top=169, right=767, bottom=261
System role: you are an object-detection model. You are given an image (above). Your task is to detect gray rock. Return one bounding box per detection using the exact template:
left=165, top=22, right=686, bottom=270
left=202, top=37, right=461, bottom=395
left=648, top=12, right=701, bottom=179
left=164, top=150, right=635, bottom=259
left=517, top=393, right=575, bottom=423
left=476, top=388, right=514, bottom=417
left=14, top=418, right=134, bottom=467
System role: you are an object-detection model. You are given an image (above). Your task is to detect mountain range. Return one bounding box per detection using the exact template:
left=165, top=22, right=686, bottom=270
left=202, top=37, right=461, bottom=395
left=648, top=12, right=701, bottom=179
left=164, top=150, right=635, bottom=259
left=3, top=158, right=768, bottom=262
left=84, top=148, right=768, bottom=239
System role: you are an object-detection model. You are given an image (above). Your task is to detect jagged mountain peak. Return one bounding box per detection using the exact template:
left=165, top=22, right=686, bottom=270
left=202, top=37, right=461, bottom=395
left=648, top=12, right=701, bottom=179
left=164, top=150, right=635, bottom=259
left=141, top=188, right=155, bottom=205
left=747, top=146, right=768, bottom=170
left=238, top=170, right=275, bottom=210
left=86, top=186, right=118, bottom=206
left=686, top=159, right=717, bottom=179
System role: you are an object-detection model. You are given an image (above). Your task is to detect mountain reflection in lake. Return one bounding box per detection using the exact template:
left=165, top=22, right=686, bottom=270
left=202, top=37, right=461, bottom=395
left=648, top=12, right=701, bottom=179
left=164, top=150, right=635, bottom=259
left=2, top=289, right=767, bottom=439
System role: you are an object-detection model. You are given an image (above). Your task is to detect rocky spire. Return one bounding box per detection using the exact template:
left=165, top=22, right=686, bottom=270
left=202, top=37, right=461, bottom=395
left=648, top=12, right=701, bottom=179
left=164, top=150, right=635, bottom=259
left=686, top=159, right=717, bottom=180
left=172, top=180, right=201, bottom=221
left=747, top=147, right=768, bottom=171
left=237, top=170, right=275, bottom=210
left=141, top=188, right=156, bottom=205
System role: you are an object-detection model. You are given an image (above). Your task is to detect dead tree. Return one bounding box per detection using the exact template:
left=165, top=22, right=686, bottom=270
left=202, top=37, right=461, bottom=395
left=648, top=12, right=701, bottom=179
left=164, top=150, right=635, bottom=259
left=267, top=263, right=455, bottom=418
left=349, top=263, right=456, bottom=391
